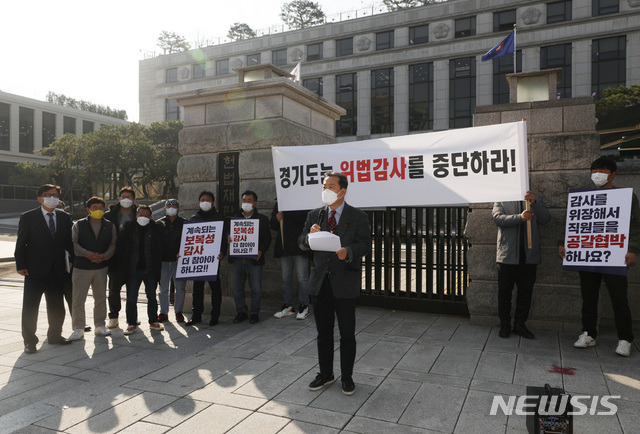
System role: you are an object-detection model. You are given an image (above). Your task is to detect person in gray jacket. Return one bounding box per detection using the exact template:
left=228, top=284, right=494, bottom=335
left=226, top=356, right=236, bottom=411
left=492, top=191, right=551, bottom=339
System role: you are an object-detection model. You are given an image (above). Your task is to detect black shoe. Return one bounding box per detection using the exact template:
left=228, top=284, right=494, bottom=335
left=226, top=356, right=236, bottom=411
left=499, top=323, right=511, bottom=338
left=512, top=323, right=535, bottom=339
left=249, top=314, right=259, bottom=324
left=233, top=312, right=248, bottom=324
left=342, top=378, right=355, bottom=396
left=24, top=344, right=37, bottom=354
left=308, top=373, right=335, bottom=391
left=49, top=337, right=72, bottom=345
left=186, top=317, right=202, bottom=326
left=209, top=318, right=219, bottom=326
left=84, top=326, right=92, bottom=332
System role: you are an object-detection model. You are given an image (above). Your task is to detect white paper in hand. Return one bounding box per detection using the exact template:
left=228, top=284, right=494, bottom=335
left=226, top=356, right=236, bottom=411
left=308, top=232, right=342, bottom=252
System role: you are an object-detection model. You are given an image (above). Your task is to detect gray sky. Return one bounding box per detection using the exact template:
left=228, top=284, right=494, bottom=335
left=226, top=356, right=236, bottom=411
left=1, top=0, right=378, bottom=122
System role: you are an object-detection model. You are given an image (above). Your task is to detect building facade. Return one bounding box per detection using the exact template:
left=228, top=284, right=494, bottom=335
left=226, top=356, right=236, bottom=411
left=139, top=0, right=640, bottom=140
left=0, top=91, right=128, bottom=184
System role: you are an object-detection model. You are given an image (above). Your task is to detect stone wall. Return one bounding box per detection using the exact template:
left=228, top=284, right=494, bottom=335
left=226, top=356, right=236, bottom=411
left=174, top=77, right=345, bottom=315
left=466, top=97, right=640, bottom=332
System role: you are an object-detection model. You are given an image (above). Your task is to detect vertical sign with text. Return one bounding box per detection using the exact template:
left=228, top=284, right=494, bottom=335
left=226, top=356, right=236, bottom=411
left=229, top=218, right=259, bottom=258
left=176, top=221, right=223, bottom=281
left=219, top=151, right=239, bottom=218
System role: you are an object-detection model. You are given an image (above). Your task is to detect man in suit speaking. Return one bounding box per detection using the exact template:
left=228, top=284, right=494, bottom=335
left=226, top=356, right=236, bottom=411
left=299, top=171, right=371, bottom=396
left=15, top=184, right=75, bottom=354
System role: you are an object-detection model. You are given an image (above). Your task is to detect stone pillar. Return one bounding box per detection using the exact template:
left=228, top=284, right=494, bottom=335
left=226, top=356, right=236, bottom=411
left=357, top=70, right=371, bottom=137
left=394, top=65, right=409, bottom=136
left=174, top=73, right=345, bottom=315
left=476, top=55, right=493, bottom=108
left=573, top=40, right=591, bottom=97
left=33, top=109, right=42, bottom=151
left=323, top=75, right=336, bottom=104
left=433, top=59, right=449, bottom=131
left=9, top=104, right=18, bottom=154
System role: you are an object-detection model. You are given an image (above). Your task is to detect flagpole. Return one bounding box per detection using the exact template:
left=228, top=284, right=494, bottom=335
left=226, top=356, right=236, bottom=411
left=513, top=24, right=517, bottom=75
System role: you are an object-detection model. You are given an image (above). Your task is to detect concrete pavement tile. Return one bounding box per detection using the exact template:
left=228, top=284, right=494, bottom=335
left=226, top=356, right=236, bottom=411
left=356, top=378, right=420, bottom=422
left=0, top=372, right=64, bottom=401
left=617, top=411, right=640, bottom=433
left=352, top=372, right=385, bottom=387
left=167, top=356, right=248, bottom=389
left=142, top=351, right=218, bottom=382
left=474, top=351, right=516, bottom=384
left=166, top=404, right=251, bottom=434
left=68, top=345, right=137, bottom=369
left=0, top=367, right=31, bottom=386
left=291, top=339, right=320, bottom=358
left=470, top=379, right=527, bottom=396
left=270, top=371, right=321, bottom=407
left=421, top=315, right=464, bottom=341
left=260, top=401, right=351, bottom=429
left=65, top=392, right=177, bottom=434
left=453, top=389, right=508, bottom=433
left=0, top=354, right=39, bottom=368
left=234, top=362, right=310, bottom=399
left=356, top=331, right=417, bottom=345
left=512, top=354, right=562, bottom=387
left=359, top=314, right=403, bottom=335
left=356, top=340, right=412, bottom=371
left=118, top=420, right=170, bottom=433
left=602, top=368, right=640, bottom=403
left=430, top=346, right=482, bottom=378
left=279, top=420, right=340, bottom=434
left=188, top=382, right=269, bottom=410
left=389, top=368, right=471, bottom=388
left=571, top=413, right=622, bottom=433
left=22, top=361, right=84, bottom=377
left=399, top=382, right=468, bottom=432
left=256, top=327, right=317, bottom=357
left=10, top=424, right=59, bottom=434
left=344, top=416, right=440, bottom=433
left=395, top=343, right=443, bottom=373
left=0, top=402, right=60, bottom=434
left=485, top=327, right=523, bottom=352
left=506, top=414, right=529, bottom=433
left=560, top=359, right=609, bottom=396
left=387, top=319, right=434, bottom=339
left=450, top=322, right=491, bottom=344
left=614, top=397, right=640, bottom=415
left=142, top=397, right=211, bottom=427
left=309, top=382, right=374, bottom=415
left=253, top=352, right=318, bottom=368
left=122, top=378, right=199, bottom=397
left=226, top=411, right=290, bottom=434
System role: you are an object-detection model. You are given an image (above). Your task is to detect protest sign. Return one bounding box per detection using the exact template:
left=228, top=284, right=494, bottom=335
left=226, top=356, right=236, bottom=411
left=230, top=218, right=259, bottom=258
left=176, top=221, right=223, bottom=281
left=563, top=188, right=633, bottom=275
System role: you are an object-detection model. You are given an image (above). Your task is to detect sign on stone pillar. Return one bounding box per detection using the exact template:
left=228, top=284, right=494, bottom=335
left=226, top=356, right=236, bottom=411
left=219, top=151, right=239, bottom=217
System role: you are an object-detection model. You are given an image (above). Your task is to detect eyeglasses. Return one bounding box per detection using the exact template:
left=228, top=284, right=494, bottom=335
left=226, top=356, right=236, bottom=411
left=42, top=193, right=59, bottom=198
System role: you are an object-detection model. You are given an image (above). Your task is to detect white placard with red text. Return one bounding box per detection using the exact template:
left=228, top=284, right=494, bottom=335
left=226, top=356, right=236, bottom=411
left=230, top=218, right=259, bottom=258
left=272, top=122, right=529, bottom=211
left=176, top=221, right=223, bottom=281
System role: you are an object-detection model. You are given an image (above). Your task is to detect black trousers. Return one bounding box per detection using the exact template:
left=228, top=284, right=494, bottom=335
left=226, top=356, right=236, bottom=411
left=192, top=279, right=222, bottom=321
left=313, top=276, right=357, bottom=380
left=22, top=273, right=66, bottom=346
left=497, top=263, right=537, bottom=326
left=579, top=271, right=634, bottom=342
left=107, top=270, right=125, bottom=319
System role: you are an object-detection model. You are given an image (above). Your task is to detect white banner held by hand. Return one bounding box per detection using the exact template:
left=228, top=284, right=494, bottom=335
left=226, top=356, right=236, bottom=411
left=176, top=221, right=223, bottom=281
left=230, top=218, right=259, bottom=258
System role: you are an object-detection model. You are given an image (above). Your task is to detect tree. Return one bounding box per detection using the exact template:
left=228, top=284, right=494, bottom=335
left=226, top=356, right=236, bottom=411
left=227, top=23, right=256, bottom=41
left=143, top=121, right=183, bottom=198
left=157, top=30, right=191, bottom=55
left=596, top=85, right=640, bottom=116
left=383, top=0, right=437, bottom=10
left=280, top=1, right=325, bottom=29
left=8, top=162, right=55, bottom=187
left=596, top=85, right=640, bottom=155
left=46, top=91, right=127, bottom=120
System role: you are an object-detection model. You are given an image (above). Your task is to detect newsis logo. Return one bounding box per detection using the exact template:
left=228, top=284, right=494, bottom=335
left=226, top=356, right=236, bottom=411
left=490, top=394, right=620, bottom=416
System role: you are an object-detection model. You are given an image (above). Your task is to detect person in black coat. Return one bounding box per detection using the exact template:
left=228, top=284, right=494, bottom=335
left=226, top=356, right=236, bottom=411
left=15, top=184, right=75, bottom=353
left=186, top=191, right=228, bottom=326
left=157, top=199, right=186, bottom=323
left=270, top=200, right=311, bottom=320
left=229, top=190, right=271, bottom=324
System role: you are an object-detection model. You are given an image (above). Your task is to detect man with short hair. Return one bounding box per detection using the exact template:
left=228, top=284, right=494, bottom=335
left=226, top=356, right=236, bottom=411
left=105, top=186, right=138, bottom=328
left=15, top=184, right=75, bottom=354
left=158, top=199, right=186, bottom=323
left=229, top=190, right=271, bottom=324
left=299, top=172, right=371, bottom=396
left=69, top=197, right=117, bottom=340
left=559, top=157, right=640, bottom=356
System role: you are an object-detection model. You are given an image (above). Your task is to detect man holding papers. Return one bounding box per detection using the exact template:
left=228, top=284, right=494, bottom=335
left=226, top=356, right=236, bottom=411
left=299, top=171, right=371, bottom=396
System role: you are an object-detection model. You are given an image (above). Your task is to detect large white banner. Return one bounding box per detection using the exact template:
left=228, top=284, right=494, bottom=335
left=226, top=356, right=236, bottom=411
left=272, top=122, right=529, bottom=211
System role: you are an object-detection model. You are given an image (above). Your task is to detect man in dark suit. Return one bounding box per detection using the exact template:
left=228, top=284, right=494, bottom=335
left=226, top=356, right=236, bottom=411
left=15, top=184, right=74, bottom=354
left=299, top=171, right=371, bottom=396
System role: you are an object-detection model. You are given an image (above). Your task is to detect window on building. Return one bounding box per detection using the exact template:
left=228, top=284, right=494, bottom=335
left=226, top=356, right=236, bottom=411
left=336, top=38, right=353, bottom=57
left=246, top=53, right=261, bottom=66
left=0, top=103, right=9, bottom=151
left=166, top=68, right=178, bottom=83
left=303, top=77, right=323, bottom=96
left=547, top=0, right=572, bottom=23
left=307, top=43, right=323, bottom=61
left=83, top=120, right=95, bottom=135
left=42, top=112, right=56, bottom=148
left=63, top=116, right=76, bottom=135
left=216, top=59, right=230, bottom=75
left=409, top=63, right=434, bottom=131
left=449, top=57, right=476, bottom=129
left=376, top=31, right=394, bottom=50
left=19, top=107, right=34, bottom=154
left=193, top=63, right=206, bottom=79
left=493, top=51, right=523, bottom=104
left=455, top=17, right=476, bottom=38
left=371, top=68, right=394, bottom=134
left=593, top=0, right=618, bottom=16
left=166, top=99, right=180, bottom=121
left=494, top=9, right=516, bottom=32
left=409, top=24, right=429, bottom=45
left=272, top=49, right=287, bottom=66
left=541, top=44, right=572, bottom=99
left=592, top=36, right=626, bottom=99
left=336, top=73, right=357, bottom=136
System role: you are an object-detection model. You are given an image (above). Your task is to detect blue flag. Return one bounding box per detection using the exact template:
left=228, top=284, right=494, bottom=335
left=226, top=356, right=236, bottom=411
left=481, top=31, right=515, bottom=61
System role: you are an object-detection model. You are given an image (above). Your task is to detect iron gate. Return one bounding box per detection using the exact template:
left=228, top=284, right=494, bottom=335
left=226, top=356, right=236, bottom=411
left=360, top=206, right=469, bottom=316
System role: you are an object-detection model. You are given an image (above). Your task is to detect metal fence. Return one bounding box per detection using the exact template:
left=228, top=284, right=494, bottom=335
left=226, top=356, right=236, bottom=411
left=360, top=206, right=469, bottom=316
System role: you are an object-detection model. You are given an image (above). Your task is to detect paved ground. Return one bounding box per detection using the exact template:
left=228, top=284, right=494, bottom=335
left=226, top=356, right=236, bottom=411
left=1, top=278, right=640, bottom=434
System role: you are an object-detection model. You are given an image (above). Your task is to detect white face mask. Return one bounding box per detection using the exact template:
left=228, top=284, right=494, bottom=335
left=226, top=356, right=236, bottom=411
left=199, top=201, right=212, bottom=212
left=137, top=216, right=150, bottom=226
left=241, top=203, right=254, bottom=213
left=591, top=172, right=610, bottom=187
left=43, top=196, right=60, bottom=209
left=165, top=207, right=178, bottom=217
left=322, top=188, right=341, bottom=206
left=120, top=198, right=133, bottom=209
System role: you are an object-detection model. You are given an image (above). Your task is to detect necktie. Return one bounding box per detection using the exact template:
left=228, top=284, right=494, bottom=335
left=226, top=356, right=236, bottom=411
left=47, top=212, right=56, bottom=238
left=328, top=210, right=336, bottom=233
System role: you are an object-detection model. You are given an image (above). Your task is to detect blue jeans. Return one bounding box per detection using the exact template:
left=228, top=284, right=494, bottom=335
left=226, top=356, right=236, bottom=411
left=280, top=255, right=310, bottom=306
left=232, top=259, right=263, bottom=315
left=126, top=269, right=159, bottom=325
left=159, top=261, right=187, bottom=314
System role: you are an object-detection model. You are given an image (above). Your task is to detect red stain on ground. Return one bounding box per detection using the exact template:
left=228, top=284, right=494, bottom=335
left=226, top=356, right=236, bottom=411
left=547, top=365, right=577, bottom=375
